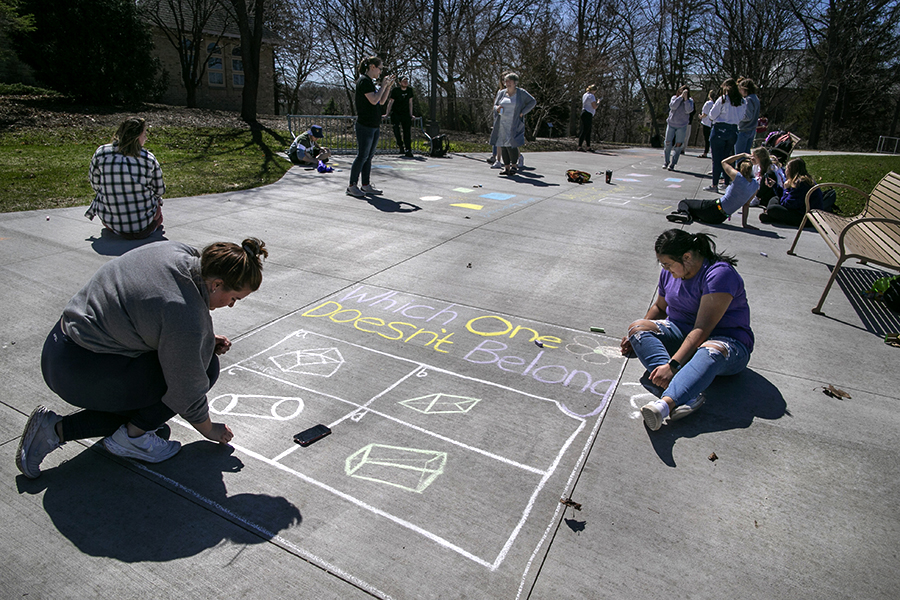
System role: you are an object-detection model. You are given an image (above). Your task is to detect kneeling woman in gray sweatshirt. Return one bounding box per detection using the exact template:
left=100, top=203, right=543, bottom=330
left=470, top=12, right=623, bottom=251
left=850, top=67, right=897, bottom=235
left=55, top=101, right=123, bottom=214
left=16, top=238, right=267, bottom=478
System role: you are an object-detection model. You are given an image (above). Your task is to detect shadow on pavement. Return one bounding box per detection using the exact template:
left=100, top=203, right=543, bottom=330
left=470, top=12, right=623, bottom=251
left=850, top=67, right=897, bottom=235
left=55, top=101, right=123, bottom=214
left=645, top=368, right=789, bottom=467
left=366, top=197, right=422, bottom=212
left=16, top=443, right=301, bottom=562
left=87, top=227, right=167, bottom=256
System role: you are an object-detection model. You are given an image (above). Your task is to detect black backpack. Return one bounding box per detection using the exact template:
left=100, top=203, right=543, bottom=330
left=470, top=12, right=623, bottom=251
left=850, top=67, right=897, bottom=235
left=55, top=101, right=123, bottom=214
left=429, top=134, right=450, bottom=157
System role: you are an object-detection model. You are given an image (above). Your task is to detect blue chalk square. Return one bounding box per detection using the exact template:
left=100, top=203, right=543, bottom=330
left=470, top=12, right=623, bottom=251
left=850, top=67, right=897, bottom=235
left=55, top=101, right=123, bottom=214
left=479, top=193, right=515, bottom=200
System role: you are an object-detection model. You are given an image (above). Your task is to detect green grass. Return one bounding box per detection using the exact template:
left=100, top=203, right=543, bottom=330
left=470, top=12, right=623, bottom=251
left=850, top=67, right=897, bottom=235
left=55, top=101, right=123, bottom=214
left=802, top=155, right=900, bottom=215
left=0, top=126, right=292, bottom=213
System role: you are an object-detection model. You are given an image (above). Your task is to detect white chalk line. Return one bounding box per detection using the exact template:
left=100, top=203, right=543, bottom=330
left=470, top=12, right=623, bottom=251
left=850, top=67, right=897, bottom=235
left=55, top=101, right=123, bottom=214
left=514, top=357, right=629, bottom=599
left=132, top=459, right=394, bottom=600
left=226, top=364, right=547, bottom=475
left=328, top=364, right=425, bottom=429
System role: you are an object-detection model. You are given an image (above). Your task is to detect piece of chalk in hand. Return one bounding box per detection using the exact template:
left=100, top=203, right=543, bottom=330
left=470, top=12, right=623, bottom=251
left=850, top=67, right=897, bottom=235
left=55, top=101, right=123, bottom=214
left=590, top=327, right=605, bottom=333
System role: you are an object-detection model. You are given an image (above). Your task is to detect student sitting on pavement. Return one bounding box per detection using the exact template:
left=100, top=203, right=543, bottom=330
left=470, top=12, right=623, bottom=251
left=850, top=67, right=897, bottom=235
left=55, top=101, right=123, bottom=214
left=16, top=238, right=268, bottom=479
left=667, top=153, right=759, bottom=229
left=620, top=229, right=755, bottom=431
left=288, top=124, right=331, bottom=166
left=758, top=158, right=823, bottom=226
left=748, top=147, right=785, bottom=208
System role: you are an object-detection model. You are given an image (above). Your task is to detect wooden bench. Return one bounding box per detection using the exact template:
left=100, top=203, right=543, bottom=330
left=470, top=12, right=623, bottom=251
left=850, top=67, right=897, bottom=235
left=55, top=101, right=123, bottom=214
left=787, top=171, right=900, bottom=314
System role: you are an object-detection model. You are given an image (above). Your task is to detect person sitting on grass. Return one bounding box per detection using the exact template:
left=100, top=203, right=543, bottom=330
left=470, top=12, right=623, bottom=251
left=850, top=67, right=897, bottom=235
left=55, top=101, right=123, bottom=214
left=667, top=153, right=759, bottom=229
left=288, top=124, right=331, bottom=166
left=620, top=229, right=754, bottom=431
left=758, top=158, right=823, bottom=226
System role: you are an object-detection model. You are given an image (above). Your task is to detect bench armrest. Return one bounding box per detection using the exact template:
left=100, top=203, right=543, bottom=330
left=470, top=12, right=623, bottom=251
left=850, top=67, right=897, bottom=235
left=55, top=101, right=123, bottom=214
left=837, top=216, right=900, bottom=251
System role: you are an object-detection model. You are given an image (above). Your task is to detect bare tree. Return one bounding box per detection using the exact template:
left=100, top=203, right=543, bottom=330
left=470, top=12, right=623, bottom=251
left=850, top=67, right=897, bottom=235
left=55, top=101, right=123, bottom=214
left=140, top=0, right=231, bottom=108
left=268, top=0, right=317, bottom=113
left=222, top=0, right=267, bottom=123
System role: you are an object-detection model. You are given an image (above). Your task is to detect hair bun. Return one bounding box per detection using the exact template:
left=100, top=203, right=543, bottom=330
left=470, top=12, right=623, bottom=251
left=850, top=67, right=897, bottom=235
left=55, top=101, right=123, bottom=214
left=241, top=237, right=268, bottom=262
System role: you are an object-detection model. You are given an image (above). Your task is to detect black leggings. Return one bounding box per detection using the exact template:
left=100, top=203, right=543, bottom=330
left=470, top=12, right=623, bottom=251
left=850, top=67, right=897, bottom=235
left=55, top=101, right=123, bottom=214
left=702, top=124, right=711, bottom=154
left=500, top=147, right=520, bottom=166
left=762, top=205, right=807, bottom=227
left=578, top=111, right=594, bottom=147
left=677, top=199, right=727, bottom=224
left=42, top=320, right=219, bottom=441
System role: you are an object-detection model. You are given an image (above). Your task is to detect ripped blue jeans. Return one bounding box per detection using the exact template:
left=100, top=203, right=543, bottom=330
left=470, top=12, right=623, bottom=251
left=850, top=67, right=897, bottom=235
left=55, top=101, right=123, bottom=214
left=628, top=320, right=751, bottom=406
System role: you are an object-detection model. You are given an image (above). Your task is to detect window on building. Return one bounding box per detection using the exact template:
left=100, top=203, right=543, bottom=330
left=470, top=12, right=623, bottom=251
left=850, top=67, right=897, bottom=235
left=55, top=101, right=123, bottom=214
left=208, top=43, right=223, bottom=86
left=232, top=47, right=244, bottom=87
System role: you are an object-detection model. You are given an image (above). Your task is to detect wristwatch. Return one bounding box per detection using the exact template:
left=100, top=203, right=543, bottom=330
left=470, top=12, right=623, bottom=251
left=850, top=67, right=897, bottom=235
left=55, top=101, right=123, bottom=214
left=668, top=358, right=680, bottom=372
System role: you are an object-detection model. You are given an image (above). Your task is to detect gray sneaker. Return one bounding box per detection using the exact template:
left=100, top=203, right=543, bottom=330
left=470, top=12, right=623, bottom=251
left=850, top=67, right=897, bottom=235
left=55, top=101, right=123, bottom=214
left=16, top=405, right=63, bottom=479
left=360, top=184, right=383, bottom=194
left=346, top=185, right=365, bottom=198
left=102, top=425, right=181, bottom=463
left=670, top=393, right=706, bottom=421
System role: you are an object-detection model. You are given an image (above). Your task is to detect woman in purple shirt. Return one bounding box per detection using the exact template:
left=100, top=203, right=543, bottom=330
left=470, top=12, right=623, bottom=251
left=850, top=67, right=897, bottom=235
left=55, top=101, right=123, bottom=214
left=620, top=230, right=754, bottom=430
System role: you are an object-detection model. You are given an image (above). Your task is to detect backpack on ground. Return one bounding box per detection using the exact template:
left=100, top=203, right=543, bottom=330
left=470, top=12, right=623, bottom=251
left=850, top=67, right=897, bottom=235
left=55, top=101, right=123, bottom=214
left=821, top=188, right=837, bottom=213
left=429, top=134, right=450, bottom=157
left=566, top=169, right=591, bottom=184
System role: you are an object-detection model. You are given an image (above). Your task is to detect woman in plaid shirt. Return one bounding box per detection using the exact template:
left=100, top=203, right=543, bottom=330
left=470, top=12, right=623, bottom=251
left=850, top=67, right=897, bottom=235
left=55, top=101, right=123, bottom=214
left=86, top=117, right=165, bottom=239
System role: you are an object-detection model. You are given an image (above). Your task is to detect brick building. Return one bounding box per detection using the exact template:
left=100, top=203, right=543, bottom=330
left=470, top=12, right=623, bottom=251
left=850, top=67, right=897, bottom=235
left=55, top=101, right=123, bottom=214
left=145, top=3, right=278, bottom=114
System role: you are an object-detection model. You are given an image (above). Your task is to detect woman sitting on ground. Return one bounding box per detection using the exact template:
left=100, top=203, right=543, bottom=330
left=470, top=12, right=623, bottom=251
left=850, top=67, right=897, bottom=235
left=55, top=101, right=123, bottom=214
left=667, top=153, right=759, bottom=228
left=748, top=147, right=784, bottom=208
left=620, top=229, right=754, bottom=431
left=86, top=116, right=165, bottom=239
left=759, top=158, right=823, bottom=226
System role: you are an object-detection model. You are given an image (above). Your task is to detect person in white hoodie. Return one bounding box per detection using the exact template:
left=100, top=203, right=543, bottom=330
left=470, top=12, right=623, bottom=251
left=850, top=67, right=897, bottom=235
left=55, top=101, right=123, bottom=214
left=663, top=86, right=694, bottom=171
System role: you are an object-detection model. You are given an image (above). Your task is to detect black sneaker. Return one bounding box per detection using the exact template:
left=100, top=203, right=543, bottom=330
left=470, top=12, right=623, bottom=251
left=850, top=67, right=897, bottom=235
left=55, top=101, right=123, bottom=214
left=666, top=211, right=692, bottom=224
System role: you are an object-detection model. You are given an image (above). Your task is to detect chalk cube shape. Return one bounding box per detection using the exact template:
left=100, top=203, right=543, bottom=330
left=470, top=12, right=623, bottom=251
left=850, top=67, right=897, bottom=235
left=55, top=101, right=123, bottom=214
left=269, top=347, right=344, bottom=377
left=398, top=393, right=481, bottom=415
left=345, top=444, right=447, bottom=493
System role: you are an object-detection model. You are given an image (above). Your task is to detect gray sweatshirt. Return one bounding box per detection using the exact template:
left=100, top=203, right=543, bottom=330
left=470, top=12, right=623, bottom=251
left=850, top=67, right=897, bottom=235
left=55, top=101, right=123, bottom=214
left=61, top=241, right=214, bottom=424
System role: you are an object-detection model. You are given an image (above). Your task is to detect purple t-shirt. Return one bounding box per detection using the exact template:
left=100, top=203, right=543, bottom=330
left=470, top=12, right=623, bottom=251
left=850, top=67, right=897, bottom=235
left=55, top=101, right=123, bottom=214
left=658, top=260, right=754, bottom=352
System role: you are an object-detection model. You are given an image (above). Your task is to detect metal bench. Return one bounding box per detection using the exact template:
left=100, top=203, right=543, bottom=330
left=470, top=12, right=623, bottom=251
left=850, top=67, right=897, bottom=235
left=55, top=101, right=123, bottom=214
left=787, top=171, right=900, bottom=314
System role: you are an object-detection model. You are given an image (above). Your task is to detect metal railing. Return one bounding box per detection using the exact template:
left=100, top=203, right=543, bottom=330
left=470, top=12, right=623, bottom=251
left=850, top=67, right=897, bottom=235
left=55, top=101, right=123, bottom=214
left=286, top=115, right=428, bottom=155
left=876, top=136, right=900, bottom=154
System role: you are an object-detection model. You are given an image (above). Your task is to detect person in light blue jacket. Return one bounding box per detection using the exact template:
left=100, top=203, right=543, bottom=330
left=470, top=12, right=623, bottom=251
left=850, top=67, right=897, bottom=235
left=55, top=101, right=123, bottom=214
left=489, top=72, right=536, bottom=176
left=735, top=78, right=760, bottom=156
left=663, top=86, right=694, bottom=171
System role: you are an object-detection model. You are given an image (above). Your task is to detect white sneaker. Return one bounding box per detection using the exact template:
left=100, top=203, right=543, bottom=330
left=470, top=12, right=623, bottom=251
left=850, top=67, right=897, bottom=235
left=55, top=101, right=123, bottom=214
left=360, top=184, right=382, bottom=194
left=703, top=185, right=717, bottom=192
left=640, top=402, right=666, bottom=431
left=103, top=425, right=181, bottom=463
left=718, top=182, right=728, bottom=190
left=749, top=197, right=760, bottom=207
left=346, top=185, right=365, bottom=198
left=491, top=161, right=503, bottom=169
left=670, top=393, right=706, bottom=421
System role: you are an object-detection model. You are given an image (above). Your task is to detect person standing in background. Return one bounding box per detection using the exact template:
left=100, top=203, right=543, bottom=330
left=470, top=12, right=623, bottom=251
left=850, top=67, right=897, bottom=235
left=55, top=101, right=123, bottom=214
left=698, top=90, right=715, bottom=159
left=735, top=79, right=760, bottom=157
left=663, top=86, right=694, bottom=171
left=387, top=76, right=416, bottom=158
left=347, top=56, right=395, bottom=198
left=578, top=84, right=599, bottom=152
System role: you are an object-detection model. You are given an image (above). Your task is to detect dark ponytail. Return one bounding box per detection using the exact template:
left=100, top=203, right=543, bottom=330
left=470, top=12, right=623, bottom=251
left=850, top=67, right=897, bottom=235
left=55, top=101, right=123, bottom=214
left=358, top=56, right=382, bottom=76
left=655, top=229, right=737, bottom=267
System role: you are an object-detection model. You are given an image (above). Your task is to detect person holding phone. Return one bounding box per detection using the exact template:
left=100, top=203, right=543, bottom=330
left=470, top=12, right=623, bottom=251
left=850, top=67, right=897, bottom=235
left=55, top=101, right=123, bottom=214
left=620, top=229, right=754, bottom=431
left=16, top=238, right=268, bottom=478
left=347, top=56, right=395, bottom=198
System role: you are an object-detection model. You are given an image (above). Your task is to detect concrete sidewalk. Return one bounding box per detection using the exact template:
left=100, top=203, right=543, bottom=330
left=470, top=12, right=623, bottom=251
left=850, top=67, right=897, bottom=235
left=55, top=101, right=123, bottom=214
left=2, top=147, right=898, bottom=599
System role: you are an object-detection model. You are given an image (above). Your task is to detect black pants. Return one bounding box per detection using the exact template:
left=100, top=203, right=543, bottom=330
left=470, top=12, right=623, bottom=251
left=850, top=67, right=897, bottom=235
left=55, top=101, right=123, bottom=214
left=762, top=205, right=806, bottom=226
left=392, top=117, right=412, bottom=152
left=42, top=320, right=219, bottom=441
left=702, top=124, right=711, bottom=155
left=500, top=147, right=520, bottom=166
left=578, top=111, right=593, bottom=147
left=678, top=199, right=728, bottom=224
